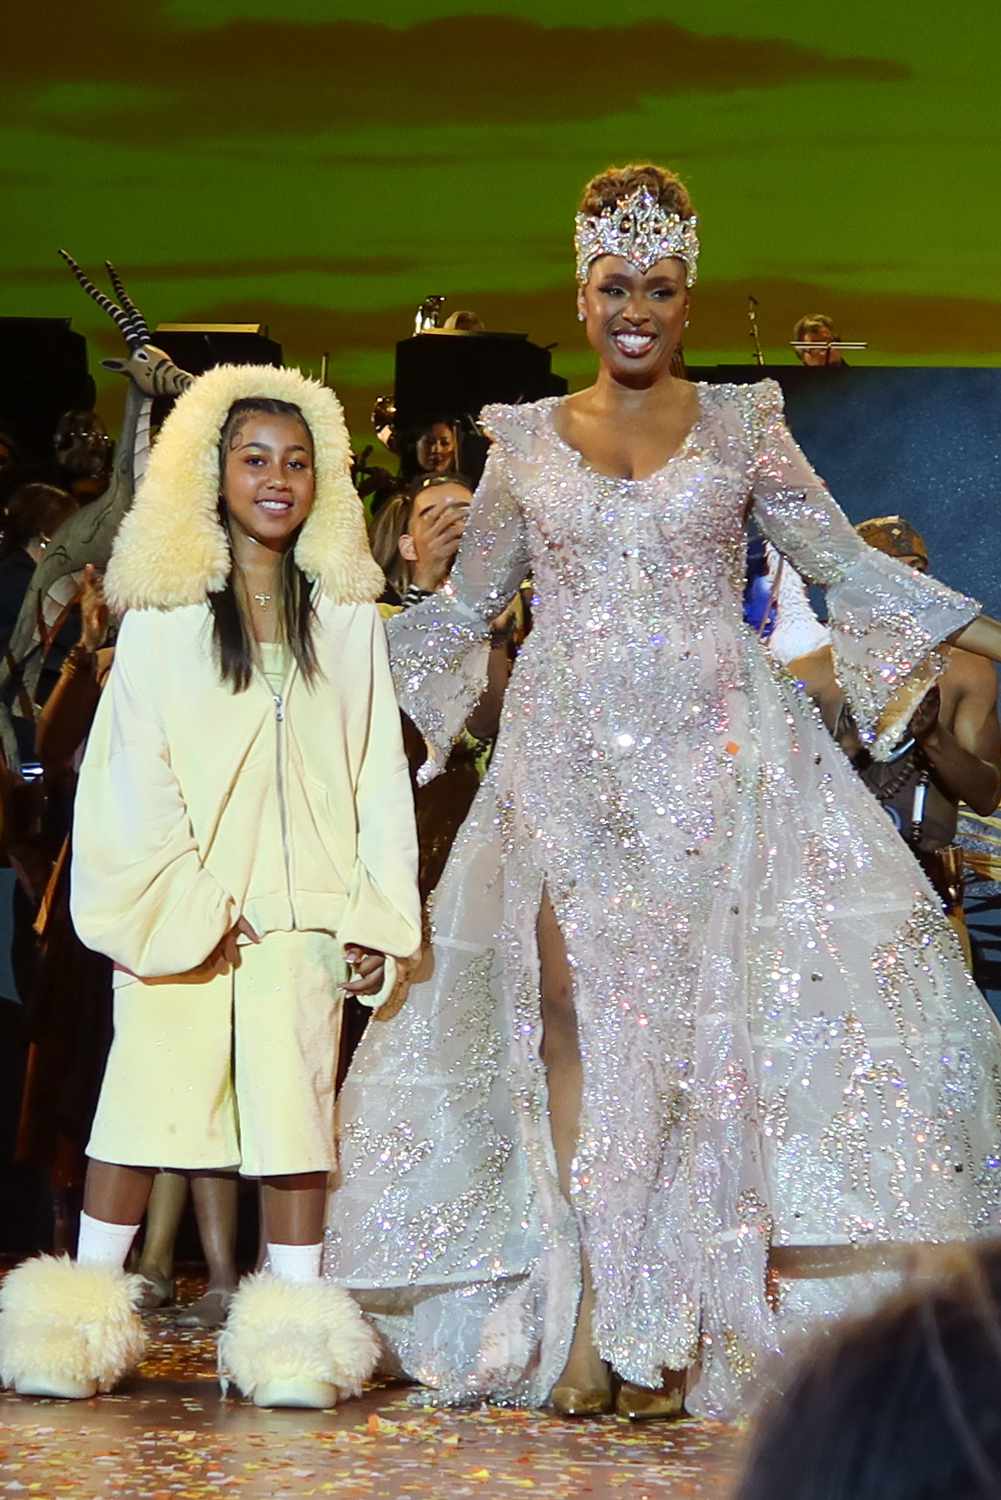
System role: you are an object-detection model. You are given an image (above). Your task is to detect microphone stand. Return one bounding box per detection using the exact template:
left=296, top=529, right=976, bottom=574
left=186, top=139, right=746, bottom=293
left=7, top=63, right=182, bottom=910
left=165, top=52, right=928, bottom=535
left=748, top=295, right=764, bottom=367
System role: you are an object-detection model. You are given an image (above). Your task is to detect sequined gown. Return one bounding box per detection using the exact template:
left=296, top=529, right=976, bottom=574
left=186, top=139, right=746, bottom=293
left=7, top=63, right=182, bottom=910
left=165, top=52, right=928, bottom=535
left=324, top=380, right=1001, bottom=1417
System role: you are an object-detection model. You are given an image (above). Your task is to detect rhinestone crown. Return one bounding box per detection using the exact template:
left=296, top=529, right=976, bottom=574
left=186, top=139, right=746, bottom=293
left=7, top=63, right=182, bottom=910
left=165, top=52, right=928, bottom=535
left=574, top=186, right=700, bottom=287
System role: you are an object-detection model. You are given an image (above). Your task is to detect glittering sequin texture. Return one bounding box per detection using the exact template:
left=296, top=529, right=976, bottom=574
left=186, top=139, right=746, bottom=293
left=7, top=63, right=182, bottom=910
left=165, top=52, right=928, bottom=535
left=325, top=380, right=1000, bottom=1418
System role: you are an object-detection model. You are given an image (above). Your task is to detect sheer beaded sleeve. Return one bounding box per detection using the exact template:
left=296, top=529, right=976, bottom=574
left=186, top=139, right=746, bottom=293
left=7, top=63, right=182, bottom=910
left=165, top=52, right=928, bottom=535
left=386, top=437, right=529, bottom=780
left=747, top=380, right=979, bottom=758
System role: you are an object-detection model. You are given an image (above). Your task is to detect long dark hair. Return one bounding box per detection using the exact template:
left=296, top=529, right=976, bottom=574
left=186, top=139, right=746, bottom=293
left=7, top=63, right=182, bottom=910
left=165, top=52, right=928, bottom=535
left=210, top=397, right=319, bottom=693
left=736, top=1245, right=1001, bottom=1500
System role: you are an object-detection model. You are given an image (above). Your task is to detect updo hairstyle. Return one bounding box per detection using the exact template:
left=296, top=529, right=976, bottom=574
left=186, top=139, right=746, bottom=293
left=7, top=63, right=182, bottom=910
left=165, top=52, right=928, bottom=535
left=578, top=163, right=695, bottom=220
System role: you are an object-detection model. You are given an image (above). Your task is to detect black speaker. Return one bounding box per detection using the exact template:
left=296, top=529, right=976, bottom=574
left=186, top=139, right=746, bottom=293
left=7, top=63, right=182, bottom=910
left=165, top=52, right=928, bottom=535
left=0, top=318, right=93, bottom=461
left=395, top=331, right=565, bottom=429
left=148, top=324, right=284, bottom=428
left=152, top=323, right=283, bottom=379
left=393, top=330, right=567, bottom=482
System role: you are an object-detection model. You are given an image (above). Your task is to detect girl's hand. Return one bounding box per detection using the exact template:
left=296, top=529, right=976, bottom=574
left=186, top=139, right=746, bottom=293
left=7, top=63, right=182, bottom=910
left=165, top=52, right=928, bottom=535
left=342, top=944, right=387, bottom=998
left=207, top=915, right=261, bottom=972
left=79, top=563, right=110, bottom=652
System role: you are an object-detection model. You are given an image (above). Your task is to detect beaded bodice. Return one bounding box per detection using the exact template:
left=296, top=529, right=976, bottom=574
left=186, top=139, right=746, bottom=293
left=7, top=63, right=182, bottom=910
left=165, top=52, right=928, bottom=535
left=492, top=391, right=751, bottom=643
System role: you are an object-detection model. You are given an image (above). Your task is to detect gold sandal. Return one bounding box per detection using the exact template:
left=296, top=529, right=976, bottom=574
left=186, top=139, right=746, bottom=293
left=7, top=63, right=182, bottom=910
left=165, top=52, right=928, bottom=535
left=615, top=1368, right=687, bottom=1421
left=549, top=1382, right=615, bottom=1418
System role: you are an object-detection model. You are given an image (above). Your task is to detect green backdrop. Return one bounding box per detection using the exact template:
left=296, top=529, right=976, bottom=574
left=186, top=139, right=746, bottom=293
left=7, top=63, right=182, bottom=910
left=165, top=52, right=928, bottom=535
left=2, top=0, right=999, bottom=440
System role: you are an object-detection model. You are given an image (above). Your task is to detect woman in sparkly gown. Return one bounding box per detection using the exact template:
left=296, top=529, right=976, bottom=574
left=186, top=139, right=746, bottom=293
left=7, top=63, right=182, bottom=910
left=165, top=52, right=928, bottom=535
left=324, top=165, right=1001, bottom=1419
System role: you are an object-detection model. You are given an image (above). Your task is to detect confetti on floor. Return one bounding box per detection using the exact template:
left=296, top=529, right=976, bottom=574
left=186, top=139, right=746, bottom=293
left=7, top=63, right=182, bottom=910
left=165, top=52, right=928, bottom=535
left=0, top=1273, right=743, bottom=1499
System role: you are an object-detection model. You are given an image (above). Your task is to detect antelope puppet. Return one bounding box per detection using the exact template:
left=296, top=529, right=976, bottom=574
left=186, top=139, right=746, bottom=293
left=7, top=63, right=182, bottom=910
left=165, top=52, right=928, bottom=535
left=0, top=256, right=193, bottom=766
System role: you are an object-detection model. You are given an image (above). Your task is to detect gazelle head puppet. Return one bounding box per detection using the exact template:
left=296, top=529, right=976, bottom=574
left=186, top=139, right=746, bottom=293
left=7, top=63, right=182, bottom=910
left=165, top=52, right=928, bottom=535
left=60, top=251, right=194, bottom=408
left=0, top=256, right=194, bottom=767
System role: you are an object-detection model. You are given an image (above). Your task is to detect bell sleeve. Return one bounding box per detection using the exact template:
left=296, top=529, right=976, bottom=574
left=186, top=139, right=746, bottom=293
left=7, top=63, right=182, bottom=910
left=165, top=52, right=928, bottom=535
left=70, top=611, right=237, bottom=976
left=748, top=380, right=979, bottom=758
left=386, top=438, right=530, bottom=780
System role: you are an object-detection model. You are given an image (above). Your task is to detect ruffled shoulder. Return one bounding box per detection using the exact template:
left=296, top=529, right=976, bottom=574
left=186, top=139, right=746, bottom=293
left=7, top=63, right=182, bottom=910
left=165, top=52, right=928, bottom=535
left=740, top=377, right=785, bottom=434
left=479, top=397, right=556, bottom=461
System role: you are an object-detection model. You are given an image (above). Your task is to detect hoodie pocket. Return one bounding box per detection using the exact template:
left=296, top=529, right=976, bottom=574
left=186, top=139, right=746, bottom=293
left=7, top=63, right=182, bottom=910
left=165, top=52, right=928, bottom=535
left=294, top=773, right=352, bottom=894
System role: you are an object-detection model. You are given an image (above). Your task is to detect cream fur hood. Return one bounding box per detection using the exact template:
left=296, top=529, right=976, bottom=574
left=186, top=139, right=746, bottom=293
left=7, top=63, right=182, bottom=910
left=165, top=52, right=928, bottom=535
left=106, top=363, right=385, bottom=612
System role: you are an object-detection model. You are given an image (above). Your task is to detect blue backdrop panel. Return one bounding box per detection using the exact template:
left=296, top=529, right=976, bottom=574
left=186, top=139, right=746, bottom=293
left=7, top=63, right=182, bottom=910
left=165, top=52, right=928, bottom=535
left=691, top=366, right=1001, bottom=620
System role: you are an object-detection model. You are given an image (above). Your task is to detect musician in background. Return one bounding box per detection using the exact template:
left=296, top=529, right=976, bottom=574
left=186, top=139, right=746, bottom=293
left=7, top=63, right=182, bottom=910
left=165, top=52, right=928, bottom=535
left=415, top=419, right=460, bottom=476
left=793, top=313, right=846, bottom=368
left=789, top=516, right=1001, bottom=965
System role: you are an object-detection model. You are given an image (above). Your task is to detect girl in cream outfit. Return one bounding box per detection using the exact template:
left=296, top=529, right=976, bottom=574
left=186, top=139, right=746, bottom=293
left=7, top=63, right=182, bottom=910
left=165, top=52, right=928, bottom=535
left=0, top=365, right=421, bottom=1410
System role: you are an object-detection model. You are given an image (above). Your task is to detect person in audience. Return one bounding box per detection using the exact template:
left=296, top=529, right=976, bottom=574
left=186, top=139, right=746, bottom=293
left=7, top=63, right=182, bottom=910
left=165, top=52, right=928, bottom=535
left=0, top=483, right=79, bottom=755
left=370, top=473, right=471, bottom=605
left=735, top=1242, right=1001, bottom=1500
left=0, top=484, right=79, bottom=652
left=53, top=410, right=113, bottom=504
left=743, top=534, right=830, bottom=665
left=0, top=431, right=20, bottom=478
left=15, top=565, right=115, bottom=1254
left=370, top=472, right=521, bottom=900
left=415, top=419, right=460, bottom=476
left=793, top=312, right=846, bottom=367
left=790, top=515, right=1001, bottom=966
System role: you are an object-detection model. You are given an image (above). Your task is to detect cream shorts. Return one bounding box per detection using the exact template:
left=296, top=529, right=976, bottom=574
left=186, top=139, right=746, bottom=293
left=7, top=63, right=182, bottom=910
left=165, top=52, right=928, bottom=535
left=87, top=929, right=346, bottom=1177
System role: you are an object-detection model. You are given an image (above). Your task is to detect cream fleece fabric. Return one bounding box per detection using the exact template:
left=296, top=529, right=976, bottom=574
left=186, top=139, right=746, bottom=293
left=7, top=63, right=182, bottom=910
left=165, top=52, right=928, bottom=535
left=218, top=1272, right=379, bottom=1402
left=105, top=362, right=384, bottom=612
left=89, top=931, right=347, bottom=1173
left=0, top=1257, right=146, bottom=1394
left=70, top=599, right=420, bottom=1003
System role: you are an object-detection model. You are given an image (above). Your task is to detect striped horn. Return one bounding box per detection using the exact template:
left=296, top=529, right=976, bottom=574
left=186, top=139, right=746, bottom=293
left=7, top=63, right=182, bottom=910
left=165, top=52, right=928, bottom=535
left=58, top=250, right=137, bottom=346
left=104, top=261, right=151, bottom=346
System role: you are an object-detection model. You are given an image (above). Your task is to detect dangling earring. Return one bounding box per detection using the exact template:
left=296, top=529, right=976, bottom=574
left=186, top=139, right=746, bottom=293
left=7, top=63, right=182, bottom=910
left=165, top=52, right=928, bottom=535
left=684, top=317, right=691, bottom=329
left=577, top=309, right=585, bottom=323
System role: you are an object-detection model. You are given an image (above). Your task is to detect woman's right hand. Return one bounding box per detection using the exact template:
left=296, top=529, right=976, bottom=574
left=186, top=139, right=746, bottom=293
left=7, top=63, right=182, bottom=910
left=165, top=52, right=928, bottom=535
left=206, top=914, right=261, bottom=972
left=79, top=563, right=109, bottom=652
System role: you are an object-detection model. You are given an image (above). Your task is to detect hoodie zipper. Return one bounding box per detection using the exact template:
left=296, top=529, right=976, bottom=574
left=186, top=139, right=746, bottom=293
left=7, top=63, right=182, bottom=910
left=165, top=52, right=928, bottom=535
left=271, top=684, right=297, bottom=928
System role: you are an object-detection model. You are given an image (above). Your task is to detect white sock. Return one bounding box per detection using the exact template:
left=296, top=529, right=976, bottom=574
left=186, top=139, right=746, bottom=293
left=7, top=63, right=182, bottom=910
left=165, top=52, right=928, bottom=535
left=77, top=1211, right=140, bottom=1269
left=267, top=1242, right=323, bottom=1283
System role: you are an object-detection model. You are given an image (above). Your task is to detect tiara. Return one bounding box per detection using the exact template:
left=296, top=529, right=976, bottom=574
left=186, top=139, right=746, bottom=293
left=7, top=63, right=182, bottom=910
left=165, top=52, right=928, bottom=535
left=574, top=186, right=700, bottom=287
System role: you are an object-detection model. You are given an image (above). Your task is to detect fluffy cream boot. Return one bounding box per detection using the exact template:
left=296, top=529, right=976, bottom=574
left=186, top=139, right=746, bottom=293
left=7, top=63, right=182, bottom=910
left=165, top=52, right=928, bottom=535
left=218, top=1272, right=379, bottom=1409
left=0, top=1255, right=146, bottom=1399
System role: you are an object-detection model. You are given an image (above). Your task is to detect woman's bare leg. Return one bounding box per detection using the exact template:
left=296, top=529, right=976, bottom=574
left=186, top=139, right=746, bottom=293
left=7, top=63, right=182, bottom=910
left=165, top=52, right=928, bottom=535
left=171, top=1171, right=241, bottom=1327
left=190, top=1172, right=239, bottom=1293
left=538, top=889, right=609, bottom=1395
left=135, top=1170, right=187, bottom=1283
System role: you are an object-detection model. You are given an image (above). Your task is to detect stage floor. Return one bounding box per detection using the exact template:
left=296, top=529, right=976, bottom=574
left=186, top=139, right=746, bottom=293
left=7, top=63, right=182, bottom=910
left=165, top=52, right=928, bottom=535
left=0, top=1277, right=743, bottom=1500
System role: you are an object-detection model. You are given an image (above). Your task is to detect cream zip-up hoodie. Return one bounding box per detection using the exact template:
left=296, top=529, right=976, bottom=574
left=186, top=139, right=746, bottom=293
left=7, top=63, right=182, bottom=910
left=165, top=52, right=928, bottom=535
left=70, top=597, right=420, bottom=999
